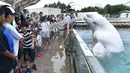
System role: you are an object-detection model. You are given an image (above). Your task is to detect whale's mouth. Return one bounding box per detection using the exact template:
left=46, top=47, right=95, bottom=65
left=83, top=15, right=93, bottom=23
left=83, top=16, right=94, bottom=29
left=86, top=15, right=91, bottom=18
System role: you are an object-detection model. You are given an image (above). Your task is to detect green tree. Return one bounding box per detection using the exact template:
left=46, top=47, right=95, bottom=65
left=44, top=4, right=48, bottom=7
left=104, top=4, right=111, bottom=14
left=44, top=1, right=130, bottom=14
left=104, top=4, right=130, bottom=15
left=44, top=1, right=73, bottom=13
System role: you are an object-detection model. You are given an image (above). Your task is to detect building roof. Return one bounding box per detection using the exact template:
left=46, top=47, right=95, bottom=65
left=0, top=0, right=40, bottom=8
left=120, top=10, right=130, bottom=13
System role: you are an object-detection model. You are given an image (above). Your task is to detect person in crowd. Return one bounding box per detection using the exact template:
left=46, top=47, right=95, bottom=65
left=31, top=12, right=38, bottom=23
left=3, top=6, right=35, bottom=73
left=41, top=16, right=51, bottom=49
left=36, top=30, right=43, bottom=57
left=20, top=20, right=37, bottom=73
left=17, top=13, right=36, bottom=73
left=69, top=9, right=76, bottom=19
left=2, top=6, right=23, bottom=58
left=14, top=13, right=23, bottom=73
left=39, top=12, right=43, bottom=17
left=47, top=15, right=54, bottom=39
left=22, top=9, right=32, bottom=30
left=56, top=14, right=60, bottom=22
left=64, top=9, right=78, bottom=55
left=50, top=15, right=57, bottom=39
left=2, top=6, right=24, bottom=72
left=52, top=17, right=59, bottom=39
left=22, top=9, right=28, bottom=19
left=15, top=12, right=22, bottom=31
left=39, top=12, right=43, bottom=22
left=47, top=15, right=52, bottom=23
left=0, top=6, right=17, bottom=73
left=64, top=13, right=70, bottom=21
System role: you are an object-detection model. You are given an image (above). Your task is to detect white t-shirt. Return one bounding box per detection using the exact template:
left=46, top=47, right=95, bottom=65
left=52, top=22, right=58, bottom=32
left=12, top=20, right=18, bottom=28
left=41, top=21, right=51, bottom=32
left=4, top=23, right=23, bottom=56
left=36, top=35, right=42, bottom=47
left=64, top=15, right=71, bottom=22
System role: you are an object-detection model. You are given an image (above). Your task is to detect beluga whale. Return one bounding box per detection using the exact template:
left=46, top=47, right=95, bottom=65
left=83, top=12, right=124, bottom=57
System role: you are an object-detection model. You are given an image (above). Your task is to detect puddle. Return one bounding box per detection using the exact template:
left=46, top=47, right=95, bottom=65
left=51, top=48, right=66, bottom=73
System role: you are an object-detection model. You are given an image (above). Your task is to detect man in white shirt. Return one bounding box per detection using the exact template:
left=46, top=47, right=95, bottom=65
left=3, top=6, right=23, bottom=57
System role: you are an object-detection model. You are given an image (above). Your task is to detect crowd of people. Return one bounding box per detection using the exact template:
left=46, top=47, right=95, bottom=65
left=0, top=5, right=77, bottom=73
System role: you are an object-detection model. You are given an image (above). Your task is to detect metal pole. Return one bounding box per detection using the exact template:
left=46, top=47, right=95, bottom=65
left=11, top=0, right=15, bottom=9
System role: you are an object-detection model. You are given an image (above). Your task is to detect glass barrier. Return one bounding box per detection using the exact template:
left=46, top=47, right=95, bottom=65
left=69, top=29, right=107, bottom=73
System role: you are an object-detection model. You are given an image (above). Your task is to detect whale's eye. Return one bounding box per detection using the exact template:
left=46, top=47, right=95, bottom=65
left=94, top=22, right=96, bottom=24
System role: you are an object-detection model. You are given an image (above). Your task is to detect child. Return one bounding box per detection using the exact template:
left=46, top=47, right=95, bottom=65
left=20, top=20, right=37, bottom=73
left=36, top=30, right=43, bottom=57
left=41, top=16, right=51, bottom=49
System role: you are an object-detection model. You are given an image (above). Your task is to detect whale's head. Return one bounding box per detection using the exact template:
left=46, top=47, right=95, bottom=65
left=83, top=12, right=110, bottom=31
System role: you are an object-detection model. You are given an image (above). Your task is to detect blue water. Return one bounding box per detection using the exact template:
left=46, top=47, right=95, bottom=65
left=76, top=28, right=130, bottom=73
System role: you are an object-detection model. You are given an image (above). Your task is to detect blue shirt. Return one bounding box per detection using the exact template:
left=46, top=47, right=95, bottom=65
left=0, top=26, right=15, bottom=72
left=70, top=15, right=75, bottom=19
left=4, top=28, right=14, bottom=53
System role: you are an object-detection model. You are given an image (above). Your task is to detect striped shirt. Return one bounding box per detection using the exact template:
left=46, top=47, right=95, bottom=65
left=20, top=29, right=32, bottom=49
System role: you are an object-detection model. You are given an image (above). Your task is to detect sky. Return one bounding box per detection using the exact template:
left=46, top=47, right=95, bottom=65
left=26, top=0, right=130, bottom=10
left=0, top=0, right=130, bottom=10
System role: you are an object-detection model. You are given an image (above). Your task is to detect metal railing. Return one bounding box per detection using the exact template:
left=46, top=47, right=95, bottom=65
left=69, top=29, right=107, bottom=73
left=75, top=17, right=130, bottom=23
left=106, top=18, right=130, bottom=23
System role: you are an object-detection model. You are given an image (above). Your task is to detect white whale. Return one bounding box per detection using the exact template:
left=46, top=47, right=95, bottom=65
left=83, top=12, right=124, bottom=57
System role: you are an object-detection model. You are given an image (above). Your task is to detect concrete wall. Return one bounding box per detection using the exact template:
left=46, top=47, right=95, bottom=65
left=77, top=12, right=88, bottom=17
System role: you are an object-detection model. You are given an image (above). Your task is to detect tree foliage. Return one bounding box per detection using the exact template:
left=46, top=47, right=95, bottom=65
left=44, top=2, right=130, bottom=14
left=44, top=1, right=72, bottom=13
left=80, top=4, right=130, bottom=15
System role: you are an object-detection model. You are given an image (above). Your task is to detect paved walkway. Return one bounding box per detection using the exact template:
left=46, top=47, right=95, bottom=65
left=31, top=37, right=71, bottom=73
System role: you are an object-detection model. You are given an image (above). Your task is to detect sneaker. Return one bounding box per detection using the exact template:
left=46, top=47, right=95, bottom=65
left=37, top=53, right=42, bottom=57
left=26, top=68, right=31, bottom=73
left=39, top=52, right=43, bottom=55
left=33, top=64, right=37, bottom=70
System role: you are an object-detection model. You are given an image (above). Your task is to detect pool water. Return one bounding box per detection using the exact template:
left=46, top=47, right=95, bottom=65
left=76, top=28, right=130, bottom=73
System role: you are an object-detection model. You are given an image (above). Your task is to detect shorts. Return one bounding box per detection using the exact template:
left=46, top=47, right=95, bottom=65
left=36, top=46, right=41, bottom=53
left=42, top=31, right=50, bottom=37
left=18, top=48, right=24, bottom=60
left=24, top=49, right=35, bottom=61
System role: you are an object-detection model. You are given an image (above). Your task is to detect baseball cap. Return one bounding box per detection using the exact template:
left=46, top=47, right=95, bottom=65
left=0, top=7, right=5, bottom=16
left=4, top=7, right=17, bottom=17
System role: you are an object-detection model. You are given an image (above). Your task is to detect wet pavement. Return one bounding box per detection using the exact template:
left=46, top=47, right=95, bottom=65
left=32, top=37, right=71, bottom=73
